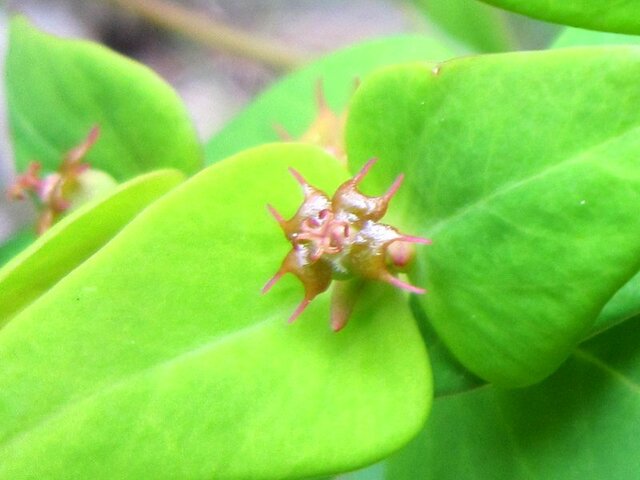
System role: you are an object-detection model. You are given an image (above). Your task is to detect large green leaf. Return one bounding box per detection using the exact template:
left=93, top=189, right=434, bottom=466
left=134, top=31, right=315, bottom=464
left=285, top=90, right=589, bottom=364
left=594, top=272, right=640, bottom=337
left=6, top=18, right=202, bottom=180
left=0, top=169, right=184, bottom=327
left=412, top=0, right=516, bottom=52
left=479, top=0, right=640, bottom=35
left=551, top=30, right=640, bottom=338
left=384, top=314, right=640, bottom=479
left=346, top=49, right=640, bottom=387
left=205, top=35, right=452, bottom=164
left=0, top=144, right=431, bottom=480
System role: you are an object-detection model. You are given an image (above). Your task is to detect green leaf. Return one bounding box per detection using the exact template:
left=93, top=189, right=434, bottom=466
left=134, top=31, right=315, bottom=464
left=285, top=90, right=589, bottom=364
left=0, top=144, right=431, bottom=480
left=0, top=169, right=184, bottom=327
left=346, top=49, right=640, bottom=387
left=550, top=30, right=640, bottom=338
left=479, top=0, right=640, bottom=35
left=593, top=271, right=640, bottom=337
left=410, top=297, right=483, bottom=397
left=205, top=35, right=453, bottom=164
left=384, top=314, right=640, bottom=479
left=412, top=0, right=517, bottom=52
left=6, top=17, right=202, bottom=180
left=0, top=229, right=36, bottom=267
left=553, top=27, right=640, bottom=49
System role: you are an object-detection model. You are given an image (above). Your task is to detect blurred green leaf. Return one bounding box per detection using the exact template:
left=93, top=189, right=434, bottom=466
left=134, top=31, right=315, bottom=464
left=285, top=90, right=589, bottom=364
left=346, top=49, right=640, bottom=387
left=342, top=462, right=386, bottom=480
left=205, top=35, right=453, bottom=164
left=553, top=27, right=640, bottom=48
left=0, top=144, right=431, bottom=480
left=411, top=0, right=516, bottom=52
left=385, top=315, right=640, bottom=479
left=0, top=229, right=36, bottom=268
left=6, top=17, right=202, bottom=180
left=480, top=0, right=640, bottom=35
left=0, top=169, right=183, bottom=327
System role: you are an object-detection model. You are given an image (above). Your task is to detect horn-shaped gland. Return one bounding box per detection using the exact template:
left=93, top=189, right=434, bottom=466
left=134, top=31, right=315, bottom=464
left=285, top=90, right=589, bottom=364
left=331, top=158, right=403, bottom=223
left=263, top=158, right=431, bottom=330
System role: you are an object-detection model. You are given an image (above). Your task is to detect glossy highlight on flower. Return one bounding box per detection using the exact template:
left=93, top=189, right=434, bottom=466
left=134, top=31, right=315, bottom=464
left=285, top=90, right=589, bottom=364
left=263, top=158, right=431, bottom=330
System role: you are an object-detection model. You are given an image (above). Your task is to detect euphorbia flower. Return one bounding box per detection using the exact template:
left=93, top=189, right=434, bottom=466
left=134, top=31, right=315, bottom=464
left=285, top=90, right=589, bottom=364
left=8, top=126, right=103, bottom=234
left=263, top=158, right=431, bottom=330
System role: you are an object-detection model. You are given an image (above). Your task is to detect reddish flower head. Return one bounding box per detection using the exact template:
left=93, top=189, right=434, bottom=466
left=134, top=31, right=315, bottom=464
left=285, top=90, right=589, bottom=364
left=263, top=158, right=431, bottom=331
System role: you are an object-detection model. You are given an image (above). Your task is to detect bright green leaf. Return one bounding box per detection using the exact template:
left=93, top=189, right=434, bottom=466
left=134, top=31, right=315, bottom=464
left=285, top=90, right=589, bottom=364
left=479, top=0, right=640, bottom=35
left=0, top=169, right=184, bottom=327
left=385, top=314, right=640, bottom=479
left=205, top=35, right=453, bottom=164
left=6, top=17, right=202, bottom=180
left=346, top=49, right=640, bottom=387
left=550, top=30, right=640, bottom=339
left=0, top=144, right=431, bottom=480
left=593, top=271, right=640, bottom=337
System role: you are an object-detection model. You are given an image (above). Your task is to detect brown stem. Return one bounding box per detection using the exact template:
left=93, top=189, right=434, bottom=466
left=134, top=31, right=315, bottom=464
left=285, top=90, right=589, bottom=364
left=108, top=0, right=309, bottom=71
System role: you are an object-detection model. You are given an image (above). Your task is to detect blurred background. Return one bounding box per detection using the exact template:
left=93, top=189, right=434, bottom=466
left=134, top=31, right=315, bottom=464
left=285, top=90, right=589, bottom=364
left=0, top=0, right=558, bottom=242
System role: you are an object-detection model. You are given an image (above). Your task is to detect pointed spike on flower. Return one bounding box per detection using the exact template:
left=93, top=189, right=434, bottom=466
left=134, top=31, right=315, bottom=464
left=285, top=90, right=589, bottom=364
left=384, top=174, right=404, bottom=201
left=382, top=273, right=427, bottom=295
left=26, top=161, right=42, bottom=178
left=288, top=297, right=312, bottom=323
left=353, top=157, right=378, bottom=184
left=288, top=167, right=310, bottom=188
left=22, top=162, right=43, bottom=186
left=7, top=162, right=43, bottom=200
left=66, top=125, right=101, bottom=165
left=86, top=125, right=101, bottom=147
left=78, top=162, right=91, bottom=173
left=314, top=78, right=329, bottom=111
left=398, top=235, right=432, bottom=245
left=273, top=123, right=293, bottom=141
left=330, top=280, right=364, bottom=332
left=36, top=209, right=55, bottom=236
left=331, top=315, right=348, bottom=332
left=262, top=268, right=287, bottom=294
left=266, top=204, right=286, bottom=226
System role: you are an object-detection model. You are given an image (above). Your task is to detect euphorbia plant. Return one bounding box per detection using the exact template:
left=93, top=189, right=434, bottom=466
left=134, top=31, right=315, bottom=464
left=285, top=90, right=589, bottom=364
left=1, top=2, right=640, bottom=479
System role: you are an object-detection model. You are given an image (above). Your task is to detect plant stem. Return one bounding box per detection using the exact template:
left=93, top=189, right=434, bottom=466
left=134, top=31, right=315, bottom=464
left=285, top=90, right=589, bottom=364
left=108, top=0, right=309, bottom=71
